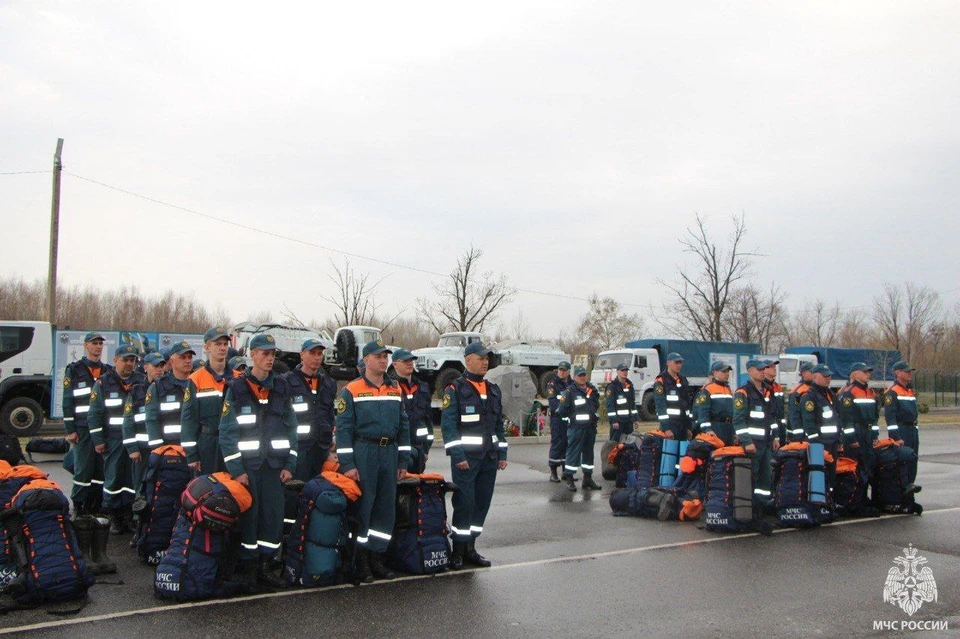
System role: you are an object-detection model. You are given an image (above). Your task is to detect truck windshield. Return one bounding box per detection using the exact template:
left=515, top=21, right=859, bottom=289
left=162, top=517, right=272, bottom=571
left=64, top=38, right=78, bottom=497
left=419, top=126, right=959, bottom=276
left=439, top=336, right=466, bottom=348
left=361, top=330, right=380, bottom=343
left=595, top=352, right=631, bottom=370
left=779, top=357, right=799, bottom=373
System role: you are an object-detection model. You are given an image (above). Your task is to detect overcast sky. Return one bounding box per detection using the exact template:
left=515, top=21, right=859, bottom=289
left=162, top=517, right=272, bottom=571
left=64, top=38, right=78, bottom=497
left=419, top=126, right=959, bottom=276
left=3, top=1, right=959, bottom=339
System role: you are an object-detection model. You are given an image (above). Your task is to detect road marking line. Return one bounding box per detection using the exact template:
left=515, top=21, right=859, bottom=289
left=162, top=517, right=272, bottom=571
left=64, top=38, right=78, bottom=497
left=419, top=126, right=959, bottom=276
left=3, top=505, right=958, bottom=635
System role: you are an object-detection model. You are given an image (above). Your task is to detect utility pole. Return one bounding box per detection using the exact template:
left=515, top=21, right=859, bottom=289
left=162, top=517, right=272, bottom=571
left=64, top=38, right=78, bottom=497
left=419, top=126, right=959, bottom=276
left=47, top=138, right=63, bottom=325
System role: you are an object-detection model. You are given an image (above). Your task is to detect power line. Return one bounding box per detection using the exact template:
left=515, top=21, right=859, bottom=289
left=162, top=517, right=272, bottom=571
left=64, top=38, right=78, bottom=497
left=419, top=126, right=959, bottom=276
left=0, top=170, right=49, bottom=175
left=64, top=171, right=637, bottom=307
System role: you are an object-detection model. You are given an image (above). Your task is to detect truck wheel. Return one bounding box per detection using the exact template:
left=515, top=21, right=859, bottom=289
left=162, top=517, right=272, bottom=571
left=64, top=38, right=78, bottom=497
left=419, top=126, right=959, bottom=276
left=435, top=368, right=461, bottom=398
left=537, top=369, right=557, bottom=397
left=336, top=331, right=358, bottom=368
left=640, top=392, right=657, bottom=422
left=272, top=360, right=290, bottom=374
left=1, top=397, right=44, bottom=437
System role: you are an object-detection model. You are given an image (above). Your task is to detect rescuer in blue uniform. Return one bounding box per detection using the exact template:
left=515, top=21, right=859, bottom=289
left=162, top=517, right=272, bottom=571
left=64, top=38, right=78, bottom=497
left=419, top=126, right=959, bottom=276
left=283, top=338, right=336, bottom=482
left=786, top=362, right=815, bottom=442
left=390, top=348, right=433, bottom=474
left=440, top=341, right=508, bottom=570
left=219, top=333, right=298, bottom=589
left=87, top=344, right=144, bottom=533
left=556, top=367, right=602, bottom=492
left=63, top=331, right=112, bottom=515
left=694, top=361, right=735, bottom=445
left=336, top=340, right=411, bottom=582
left=838, top=362, right=879, bottom=475
left=181, top=326, right=233, bottom=474
left=144, top=341, right=195, bottom=448
left=605, top=363, right=638, bottom=441
left=884, top=361, right=920, bottom=483
left=801, top=364, right=841, bottom=459
left=122, top=352, right=166, bottom=498
left=733, top=359, right=776, bottom=504
left=546, top=361, right=573, bottom=482
left=653, top=352, right=693, bottom=440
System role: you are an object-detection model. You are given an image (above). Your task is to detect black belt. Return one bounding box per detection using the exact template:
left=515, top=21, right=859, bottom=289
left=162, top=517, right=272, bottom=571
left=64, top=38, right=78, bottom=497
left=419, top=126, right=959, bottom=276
left=357, top=436, right=396, bottom=446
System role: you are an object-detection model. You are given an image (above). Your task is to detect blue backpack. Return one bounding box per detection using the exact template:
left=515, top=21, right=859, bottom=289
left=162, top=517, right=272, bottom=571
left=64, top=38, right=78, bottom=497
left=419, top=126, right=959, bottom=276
left=772, top=442, right=833, bottom=528
left=871, top=440, right=920, bottom=514
left=155, top=473, right=251, bottom=601
left=137, top=445, right=192, bottom=565
left=636, top=431, right=666, bottom=490
left=389, top=474, right=455, bottom=575
left=705, top=447, right=757, bottom=533
left=0, top=466, right=49, bottom=593
left=283, top=472, right=360, bottom=587
left=1, top=480, right=95, bottom=605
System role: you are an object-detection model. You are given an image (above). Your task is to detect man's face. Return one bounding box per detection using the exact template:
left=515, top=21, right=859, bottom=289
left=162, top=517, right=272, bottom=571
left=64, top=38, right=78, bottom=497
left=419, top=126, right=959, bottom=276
left=251, top=348, right=276, bottom=372
left=852, top=369, right=872, bottom=384
left=896, top=370, right=914, bottom=385
left=714, top=369, right=730, bottom=383
left=171, top=352, right=194, bottom=376
left=300, top=347, right=325, bottom=372
left=145, top=362, right=165, bottom=382
left=393, top=359, right=415, bottom=377
left=85, top=339, right=104, bottom=360
left=748, top=367, right=765, bottom=383
left=575, top=373, right=587, bottom=387
left=205, top=337, right=230, bottom=363
left=617, top=369, right=628, bottom=382
left=801, top=370, right=813, bottom=383
left=667, top=360, right=683, bottom=375
left=764, top=366, right=777, bottom=381
left=557, top=368, right=570, bottom=380
left=813, top=372, right=832, bottom=387
left=114, top=355, right=137, bottom=377
left=364, top=351, right=390, bottom=376
left=465, top=353, right=489, bottom=375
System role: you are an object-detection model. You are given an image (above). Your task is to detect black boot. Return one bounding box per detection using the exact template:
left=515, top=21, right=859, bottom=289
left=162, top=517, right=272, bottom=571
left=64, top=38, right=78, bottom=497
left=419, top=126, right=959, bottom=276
left=108, top=513, right=124, bottom=535
left=564, top=475, right=577, bottom=492
left=464, top=539, right=491, bottom=567
left=549, top=467, right=561, bottom=483
left=89, top=516, right=117, bottom=574
left=257, top=555, right=287, bottom=590
left=449, top=541, right=466, bottom=570
left=904, top=483, right=922, bottom=496
left=234, top=560, right=258, bottom=589
left=72, top=515, right=96, bottom=567
left=368, top=552, right=396, bottom=580
left=582, top=474, right=601, bottom=490
left=354, top=548, right=374, bottom=583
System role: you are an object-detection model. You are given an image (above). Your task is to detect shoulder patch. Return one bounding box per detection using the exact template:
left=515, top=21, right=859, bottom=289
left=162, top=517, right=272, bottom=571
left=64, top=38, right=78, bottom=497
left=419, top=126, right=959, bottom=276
left=336, top=397, right=347, bottom=414
left=63, top=377, right=71, bottom=388
left=884, top=395, right=893, bottom=406
left=805, top=400, right=815, bottom=412
left=441, top=393, right=451, bottom=410
left=144, top=390, right=153, bottom=405
left=842, top=397, right=852, bottom=407
left=90, top=389, right=98, bottom=402
left=655, top=385, right=664, bottom=395
left=605, top=388, right=611, bottom=398
left=734, top=396, right=744, bottom=410
left=559, top=394, right=566, bottom=402
left=696, top=394, right=707, bottom=405
left=547, top=387, right=555, bottom=397
left=183, top=387, right=191, bottom=402
left=221, top=399, right=230, bottom=417
left=124, top=401, right=133, bottom=415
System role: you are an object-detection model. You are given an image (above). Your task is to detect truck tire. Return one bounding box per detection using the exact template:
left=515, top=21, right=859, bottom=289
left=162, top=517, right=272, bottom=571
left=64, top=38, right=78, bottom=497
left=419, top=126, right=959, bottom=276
left=640, top=391, right=657, bottom=422
left=537, top=369, right=557, bottom=397
left=272, top=359, right=290, bottom=374
left=1, top=397, right=44, bottom=437
left=336, top=331, right=358, bottom=368
left=435, top=368, right=462, bottom=398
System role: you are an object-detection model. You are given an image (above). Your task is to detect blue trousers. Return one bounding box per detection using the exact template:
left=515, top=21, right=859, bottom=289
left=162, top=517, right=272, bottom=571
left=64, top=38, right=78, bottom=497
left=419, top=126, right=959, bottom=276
left=899, top=426, right=919, bottom=484
left=564, top=426, right=597, bottom=477
left=548, top=416, right=568, bottom=469
left=353, top=441, right=398, bottom=553
left=451, top=455, right=498, bottom=542
left=102, top=436, right=134, bottom=511
left=239, top=465, right=284, bottom=561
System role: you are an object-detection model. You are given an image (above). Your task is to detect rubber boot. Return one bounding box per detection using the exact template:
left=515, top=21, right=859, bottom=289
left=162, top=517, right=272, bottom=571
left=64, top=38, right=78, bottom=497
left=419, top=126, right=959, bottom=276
left=549, top=467, right=561, bottom=483
left=904, top=483, right=922, bottom=496
left=108, top=513, right=124, bottom=535
left=257, top=554, right=287, bottom=590
left=72, top=515, right=96, bottom=565
left=657, top=492, right=677, bottom=522
left=464, top=538, right=491, bottom=567
left=124, top=510, right=138, bottom=534
left=368, top=552, right=396, bottom=580
left=90, top=516, right=117, bottom=574
left=354, top=548, right=374, bottom=583
left=582, top=474, right=601, bottom=491
left=564, top=475, right=577, bottom=492
left=449, top=541, right=466, bottom=570
left=73, top=500, right=86, bottom=518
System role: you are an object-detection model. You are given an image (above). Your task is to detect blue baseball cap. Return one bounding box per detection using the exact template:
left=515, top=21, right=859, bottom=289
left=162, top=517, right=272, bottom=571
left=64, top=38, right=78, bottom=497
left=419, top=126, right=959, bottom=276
left=464, top=341, right=491, bottom=357
left=159, top=346, right=173, bottom=360
left=892, top=361, right=915, bottom=372
left=114, top=344, right=139, bottom=359
left=666, top=352, right=684, bottom=362
left=745, top=359, right=764, bottom=370
left=573, top=366, right=588, bottom=376
left=168, top=340, right=196, bottom=356
left=616, top=362, right=629, bottom=371
left=362, top=339, right=392, bottom=357
left=203, top=326, right=230, bottom=342
left=144, top=352, right=166, bottom=366
left=192, top=359, right=205, bottom=371
left=300, top=338, right=326, bottom=352
left=850, top=362, right=873, bottom=372
left=249, top=334, right=278, bottom=351
left=812, top=364, right=833, bottom=376
left=84, top=331, right=106, bottom=343
left=711, top=361, right=732, bottom=372
left=557, top=361, right=571, bottom=371
left=391, top=348, right=417, bottom=362
left=763, top=359, right=779, bottom=368
left=228, top=355, right=246, bottom=369
left=799, top=362, right=814, bottom=373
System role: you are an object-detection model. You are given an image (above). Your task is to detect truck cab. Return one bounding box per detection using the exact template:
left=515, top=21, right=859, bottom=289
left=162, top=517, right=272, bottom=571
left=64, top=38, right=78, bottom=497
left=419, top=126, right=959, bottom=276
left=590, top=348, right=661, bottom=420
left=0, top=321, right=54, bottom=436
left=234, top=323, right=334, bottom=374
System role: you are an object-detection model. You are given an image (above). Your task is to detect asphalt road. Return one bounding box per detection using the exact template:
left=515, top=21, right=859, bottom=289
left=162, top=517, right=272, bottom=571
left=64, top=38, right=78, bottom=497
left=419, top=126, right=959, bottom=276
left=3, top=428, right=958, bottom=637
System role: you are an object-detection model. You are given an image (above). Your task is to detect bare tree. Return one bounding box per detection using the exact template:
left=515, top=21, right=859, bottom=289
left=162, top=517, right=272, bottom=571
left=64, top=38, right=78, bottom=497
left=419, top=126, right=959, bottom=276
left=574, top=294, right=645, bottom=351
left=873, top=282, right=943, bottom=362
left=659, top=213, right=757, bottom=341
left=788, top=299, right=843, bottom=347
left=321, top=258, right=387, bottom=327
left=726, top=282, right=788, bottom=352
left=872, top=284, right=904, bottom=352
left=416, top=246, right=515, bottom=335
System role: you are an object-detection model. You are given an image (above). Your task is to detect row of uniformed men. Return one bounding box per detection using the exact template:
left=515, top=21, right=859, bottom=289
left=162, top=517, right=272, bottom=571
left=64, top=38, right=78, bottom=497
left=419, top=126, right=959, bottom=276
left=543, top=351, right=921, bottom=500
left=63, top=329, right=507, bottom=585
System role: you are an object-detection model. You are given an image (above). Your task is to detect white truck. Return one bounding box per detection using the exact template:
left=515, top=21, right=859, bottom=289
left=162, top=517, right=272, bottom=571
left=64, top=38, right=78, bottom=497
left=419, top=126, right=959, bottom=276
left=0, top=321, right=54, bottom=437
left=234, top=323, right=395, bottom=381
left=413, top=332, right=571, bottom=397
